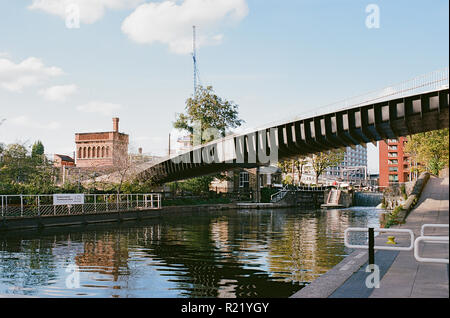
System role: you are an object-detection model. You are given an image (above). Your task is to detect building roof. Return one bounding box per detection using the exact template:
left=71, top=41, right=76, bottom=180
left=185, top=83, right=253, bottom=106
left=260, top=166, right=282, bottom=174
left=54, top=154, right=75, bottom=162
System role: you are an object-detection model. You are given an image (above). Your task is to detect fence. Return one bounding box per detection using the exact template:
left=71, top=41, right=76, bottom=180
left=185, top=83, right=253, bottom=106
left=271, top=185, right=328, bottom=202
left=0, top=193, right=161, bottom=218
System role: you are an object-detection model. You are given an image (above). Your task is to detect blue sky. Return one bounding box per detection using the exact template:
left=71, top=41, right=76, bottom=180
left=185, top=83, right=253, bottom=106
left=0, top=0, right=448, bottom=174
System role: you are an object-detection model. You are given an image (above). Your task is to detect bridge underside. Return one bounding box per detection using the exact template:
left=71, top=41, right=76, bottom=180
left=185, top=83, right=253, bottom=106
left=138, top=89, right=449, bottom=184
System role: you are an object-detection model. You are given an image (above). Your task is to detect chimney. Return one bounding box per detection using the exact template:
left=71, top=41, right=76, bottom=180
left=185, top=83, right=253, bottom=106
left=113, top=117, right=119, bottom=132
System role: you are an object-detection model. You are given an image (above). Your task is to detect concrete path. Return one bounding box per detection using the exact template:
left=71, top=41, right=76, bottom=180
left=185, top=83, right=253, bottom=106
left=369, top=176, right=449, bottom=298
left=292, top=176, right=449, bottom=298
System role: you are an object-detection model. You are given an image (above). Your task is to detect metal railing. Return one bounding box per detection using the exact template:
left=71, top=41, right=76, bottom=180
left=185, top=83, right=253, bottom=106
left=344, top=227, right=415, bottom=251
left=270, top=185, right=328, bottom=202
left=0, top=193, right=161, bottom=219
left=345, top=225, right=449, bottom=264
left=414, top=224, right=449, bottom=264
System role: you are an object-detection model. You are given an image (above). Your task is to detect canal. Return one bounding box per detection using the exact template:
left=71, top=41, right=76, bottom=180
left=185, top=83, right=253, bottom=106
left=0, top=207, right=383, bottom=298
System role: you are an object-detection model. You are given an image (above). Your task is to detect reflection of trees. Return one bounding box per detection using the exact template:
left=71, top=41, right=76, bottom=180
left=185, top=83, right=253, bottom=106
left=0, top=239, right=57, bottom=295
left=128, top=215, right=301, bottom=298
left=267, top=210, right=350, bottom=283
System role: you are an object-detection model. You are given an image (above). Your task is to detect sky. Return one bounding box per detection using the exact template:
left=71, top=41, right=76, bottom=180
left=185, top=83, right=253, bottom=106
left=0, top=0, right=448, bottom=174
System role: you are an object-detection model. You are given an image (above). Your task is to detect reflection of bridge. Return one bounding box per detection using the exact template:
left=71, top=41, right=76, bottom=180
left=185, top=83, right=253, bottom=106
left=138, top=70, right=449, bottom=184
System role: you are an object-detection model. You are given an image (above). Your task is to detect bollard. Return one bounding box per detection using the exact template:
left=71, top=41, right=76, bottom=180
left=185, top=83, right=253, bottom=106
left=368, top=227, right=375, bottom=271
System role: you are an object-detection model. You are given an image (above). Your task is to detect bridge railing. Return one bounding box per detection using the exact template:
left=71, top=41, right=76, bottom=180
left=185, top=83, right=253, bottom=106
left=0, top=193, right=161, bottom=219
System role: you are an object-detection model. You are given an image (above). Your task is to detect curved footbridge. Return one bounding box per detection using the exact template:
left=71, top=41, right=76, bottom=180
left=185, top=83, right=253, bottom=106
left=134, top=72, right=448, bottom=184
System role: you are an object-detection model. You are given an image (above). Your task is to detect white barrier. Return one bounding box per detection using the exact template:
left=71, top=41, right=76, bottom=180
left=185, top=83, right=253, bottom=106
left=414, top=236, right=449, bottom=264
left=344, top=227, right=415, bottom=251
left=420, top=224, right=449, bottom=237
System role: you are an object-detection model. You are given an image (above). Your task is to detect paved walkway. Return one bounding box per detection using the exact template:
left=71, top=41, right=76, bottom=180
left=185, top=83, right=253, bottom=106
left=292, top=176, right=449, bottom=298
left=369, top=176, right=449, bottom=298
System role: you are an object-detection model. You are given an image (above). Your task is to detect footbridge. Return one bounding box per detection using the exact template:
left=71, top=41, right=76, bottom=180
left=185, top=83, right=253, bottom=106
left=137, top=69, right=449, bottom=184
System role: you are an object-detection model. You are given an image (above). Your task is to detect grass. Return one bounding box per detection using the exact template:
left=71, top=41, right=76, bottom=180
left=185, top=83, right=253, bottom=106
left=384, top=205, right=405, bottom=228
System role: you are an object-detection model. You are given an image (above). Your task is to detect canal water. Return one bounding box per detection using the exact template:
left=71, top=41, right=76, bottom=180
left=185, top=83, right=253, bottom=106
left=0, top=207, right=383, bottom=298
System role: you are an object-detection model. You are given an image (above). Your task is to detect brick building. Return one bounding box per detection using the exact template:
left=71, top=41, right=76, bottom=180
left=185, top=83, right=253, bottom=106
left=75, top=117, right=129, bottom=168
left=53, top=154, right=75, bottom=167
left=379, top=137, right=411, bottom=187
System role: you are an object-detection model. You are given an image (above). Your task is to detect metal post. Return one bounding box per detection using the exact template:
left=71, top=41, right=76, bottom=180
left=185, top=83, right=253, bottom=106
left=20, top=195, right=23, bottom=217
left=368, top=227, right=375, bottom=271
left=37, top=196, right=40, bottom=216
left=94, top=195, right=97, bottom=213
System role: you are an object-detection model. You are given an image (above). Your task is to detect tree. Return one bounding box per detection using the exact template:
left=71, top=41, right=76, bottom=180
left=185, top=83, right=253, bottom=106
left=0, top=142, right=56, bottom=194
left=173, top=85, right=244, bottom=190
left=31, top=140, right=45, bottom=163
left=174, top=85, right=244, bottom=142
left=311, top=150, right=345, bottom=185
left=278, top=156, right=308, bottom=185
left=404, top=128, right=449, bottom=175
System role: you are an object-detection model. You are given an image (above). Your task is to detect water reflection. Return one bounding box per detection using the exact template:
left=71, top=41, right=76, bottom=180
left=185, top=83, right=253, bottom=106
left=0, top=207, right=382, bottom=298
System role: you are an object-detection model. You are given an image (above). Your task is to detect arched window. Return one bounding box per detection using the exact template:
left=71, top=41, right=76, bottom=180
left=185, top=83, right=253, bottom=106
left=106, top=146, right=110, bottom=157
left=101, top=146, right=105, bottom=158
left=83, top=147, right=86, bottom=158
left=88, top=147, right=91, bottom=158
left=97, top=146, right=101, bottom=158
left=78, top=148, right=82, bottom=159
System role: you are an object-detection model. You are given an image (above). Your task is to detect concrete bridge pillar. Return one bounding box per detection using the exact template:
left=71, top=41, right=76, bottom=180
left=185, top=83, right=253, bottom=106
left=255, top=167, right=261, bottom=203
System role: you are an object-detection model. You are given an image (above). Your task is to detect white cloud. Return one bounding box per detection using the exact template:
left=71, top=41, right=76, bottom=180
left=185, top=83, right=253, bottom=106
left=38, top=84, right=78, bottom=102
left=121, top=0, right=249, bottom=54
left=28, top=0, right=144, bottom=24
left=76, top=101, right=122, bottom=116
left=10, top=115, right=61, bottom=130
left=0, top=56, right=63, bottom=92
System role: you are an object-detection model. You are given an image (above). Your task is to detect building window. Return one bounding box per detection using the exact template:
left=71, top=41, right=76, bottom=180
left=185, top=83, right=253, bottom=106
left=239, top=171, right=249, bottom=188
left=388, top=152, right=398, bottom=157
left=389, top=167, right=398, bottom=172
left=388, top=159, right=398, bottom=164
left=389, top=174, right=399, bottom=182
left=388, top=139, right=398, bottom=143
left=388, top=145, right=398, bottom=150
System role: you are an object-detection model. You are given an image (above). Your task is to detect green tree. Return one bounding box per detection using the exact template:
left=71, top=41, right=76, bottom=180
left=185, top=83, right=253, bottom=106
left=404, top=128, right=449, bottom=175
left=173, top=85, right=244, bottom=192
left=311, top=150, right=345, bottom=185
left=278, top=156, right=308, bottom=185
left=31, top=140, right=45, bottom=163
left=174, top=85, right=244, bottom=142
left=0, top=142, right=56, bottom=194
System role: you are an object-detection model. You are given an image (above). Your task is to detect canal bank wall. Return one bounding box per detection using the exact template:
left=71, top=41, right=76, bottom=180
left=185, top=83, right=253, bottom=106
left=0, top=191, right=329, bottom=232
